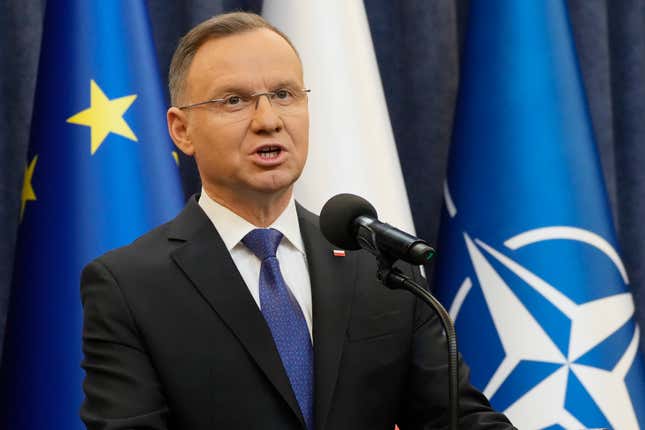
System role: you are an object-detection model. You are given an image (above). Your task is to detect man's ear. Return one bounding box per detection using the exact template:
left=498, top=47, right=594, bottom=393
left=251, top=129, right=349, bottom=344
left=167, top=107, right=194, bottom=156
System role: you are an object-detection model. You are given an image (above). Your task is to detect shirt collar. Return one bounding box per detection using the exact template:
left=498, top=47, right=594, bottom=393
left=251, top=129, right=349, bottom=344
left=198, top=189, right=305, bottom=254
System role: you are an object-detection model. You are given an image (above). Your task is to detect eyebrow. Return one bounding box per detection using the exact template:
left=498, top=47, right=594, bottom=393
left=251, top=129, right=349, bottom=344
left=270, top=80, right=302, bottom=89
left=208, top=85, right=253, bottom=99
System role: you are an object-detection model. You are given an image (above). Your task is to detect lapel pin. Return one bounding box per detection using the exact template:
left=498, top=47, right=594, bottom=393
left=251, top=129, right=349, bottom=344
left=332, top=250, right=346, bottom=257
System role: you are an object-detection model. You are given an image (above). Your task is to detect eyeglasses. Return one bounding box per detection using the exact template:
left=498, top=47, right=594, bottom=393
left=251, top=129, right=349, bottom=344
left=177, top=88, right=311, bottom=122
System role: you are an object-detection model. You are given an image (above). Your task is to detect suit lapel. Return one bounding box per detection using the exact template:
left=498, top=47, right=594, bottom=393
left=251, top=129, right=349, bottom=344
left=168, top=197, right=306, bottom=428
left=297, top=205, right=357, bottom=430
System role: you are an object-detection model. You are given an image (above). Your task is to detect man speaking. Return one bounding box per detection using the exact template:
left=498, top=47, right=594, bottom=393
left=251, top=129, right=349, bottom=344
left=80, top=12, right=514, bottom=429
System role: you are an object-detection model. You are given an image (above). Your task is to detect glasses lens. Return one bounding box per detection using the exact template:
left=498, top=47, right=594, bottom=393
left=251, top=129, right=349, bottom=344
left=202, top=89, right=308, bottom=123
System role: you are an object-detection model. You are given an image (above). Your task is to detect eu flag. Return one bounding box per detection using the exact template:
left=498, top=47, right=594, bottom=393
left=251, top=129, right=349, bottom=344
left=0, top=1, right=184, bottom=427
left=435, top=1, right=645, bottom=429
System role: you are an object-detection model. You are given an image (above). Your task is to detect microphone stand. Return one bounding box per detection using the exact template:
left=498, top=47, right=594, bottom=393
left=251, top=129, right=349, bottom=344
left=375, top=254, right=459, bottom=430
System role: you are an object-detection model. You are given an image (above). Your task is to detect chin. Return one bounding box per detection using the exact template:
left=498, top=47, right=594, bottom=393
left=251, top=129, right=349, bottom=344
left=252, top=172, right=299, bottom=195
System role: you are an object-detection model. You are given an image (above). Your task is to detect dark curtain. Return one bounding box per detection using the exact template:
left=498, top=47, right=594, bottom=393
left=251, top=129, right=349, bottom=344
left=1, top=0, right=644, bottom=354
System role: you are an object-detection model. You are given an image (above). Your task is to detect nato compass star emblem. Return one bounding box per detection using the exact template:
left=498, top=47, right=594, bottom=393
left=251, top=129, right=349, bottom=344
left=442, top=182, right=642, bottom=429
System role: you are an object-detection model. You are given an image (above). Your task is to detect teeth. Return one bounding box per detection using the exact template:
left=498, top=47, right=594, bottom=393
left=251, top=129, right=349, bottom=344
left=258, top=146, right=281, bottom=159
left=260, top=151, right=279, bottom=159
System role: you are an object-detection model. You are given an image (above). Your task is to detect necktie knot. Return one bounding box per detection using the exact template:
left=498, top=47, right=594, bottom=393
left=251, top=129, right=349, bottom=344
left=242, top=228, right=284, bottom=261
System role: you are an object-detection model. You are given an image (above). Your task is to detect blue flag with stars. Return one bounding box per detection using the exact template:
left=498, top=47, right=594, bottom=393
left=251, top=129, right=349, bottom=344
left=0, top=1, right=184, bottom=427
left=435, top=1, right=645, bottom=429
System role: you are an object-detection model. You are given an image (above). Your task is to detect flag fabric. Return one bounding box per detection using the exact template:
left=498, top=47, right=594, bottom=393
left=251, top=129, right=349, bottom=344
left=0, top=1, right=184, bottom=427
left=262, top=0, right=415, bottom=234
left=435, top=1, right=645, bottom=429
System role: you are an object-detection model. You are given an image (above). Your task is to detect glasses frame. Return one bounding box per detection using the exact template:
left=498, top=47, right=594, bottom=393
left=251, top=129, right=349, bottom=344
left=176, top=88, right=311, bottom=111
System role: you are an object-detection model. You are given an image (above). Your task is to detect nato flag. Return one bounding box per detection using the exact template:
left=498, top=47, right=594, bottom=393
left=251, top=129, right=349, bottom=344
left=0, top=1, right=184, bottom=427
left=435, top=1, right=645, bottom=429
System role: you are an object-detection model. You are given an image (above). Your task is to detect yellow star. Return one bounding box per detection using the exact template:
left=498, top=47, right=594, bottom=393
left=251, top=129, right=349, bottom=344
left=20, top=155, right=38, bottom=221
left=67, top=80, right=138, bottom=155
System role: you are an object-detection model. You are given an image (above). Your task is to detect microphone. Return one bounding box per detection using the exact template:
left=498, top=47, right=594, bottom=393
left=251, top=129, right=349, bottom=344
left=319, top=193, right=435, bottom=266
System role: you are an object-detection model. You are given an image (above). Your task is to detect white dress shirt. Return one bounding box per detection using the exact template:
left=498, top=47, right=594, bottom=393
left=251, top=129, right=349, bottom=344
left=198, top=190, right=313, bottom=340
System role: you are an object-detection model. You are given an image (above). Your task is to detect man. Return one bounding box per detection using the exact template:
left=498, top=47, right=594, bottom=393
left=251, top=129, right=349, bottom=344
left=80, top=12, right=515, bottom=430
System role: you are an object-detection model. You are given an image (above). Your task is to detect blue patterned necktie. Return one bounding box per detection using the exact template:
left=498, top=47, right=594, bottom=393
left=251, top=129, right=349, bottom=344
left=242, top=228, right=314, bottom=430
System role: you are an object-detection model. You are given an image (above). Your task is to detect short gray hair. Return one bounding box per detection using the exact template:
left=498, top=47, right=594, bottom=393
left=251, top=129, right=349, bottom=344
left=168, top=12, right=299, bottom=106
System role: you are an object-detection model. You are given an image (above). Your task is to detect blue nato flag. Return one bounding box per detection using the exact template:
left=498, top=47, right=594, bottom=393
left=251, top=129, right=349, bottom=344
left=0, top=1, right=184, bottom=427
left=435, top=1, right=645, bottom=429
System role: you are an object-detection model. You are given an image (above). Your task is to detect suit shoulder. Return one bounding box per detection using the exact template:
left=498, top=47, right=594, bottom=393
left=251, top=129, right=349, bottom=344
left=295, top=202, right=320, bottom=227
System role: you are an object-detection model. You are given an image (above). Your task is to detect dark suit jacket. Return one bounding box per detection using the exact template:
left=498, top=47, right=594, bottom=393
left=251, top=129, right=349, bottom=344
left=80, top=196, right=514, bottom=429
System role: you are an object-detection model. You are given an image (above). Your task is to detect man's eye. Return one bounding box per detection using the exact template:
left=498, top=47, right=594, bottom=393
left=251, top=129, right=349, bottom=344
left=225, top=96, right=242, bottom=105
left=275, top=89, right=292, bottom=99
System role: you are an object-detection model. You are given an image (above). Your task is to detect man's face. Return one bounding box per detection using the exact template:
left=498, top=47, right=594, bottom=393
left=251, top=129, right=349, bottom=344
left=173, top=29, right=309, bottom=201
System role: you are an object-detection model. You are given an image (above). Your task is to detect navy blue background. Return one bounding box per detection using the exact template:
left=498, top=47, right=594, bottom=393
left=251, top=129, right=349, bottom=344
left=1, top=0, right=644, bottom=356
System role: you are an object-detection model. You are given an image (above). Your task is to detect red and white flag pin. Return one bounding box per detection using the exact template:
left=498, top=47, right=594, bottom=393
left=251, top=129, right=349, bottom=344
left=332, top=249, right=346, bottom=257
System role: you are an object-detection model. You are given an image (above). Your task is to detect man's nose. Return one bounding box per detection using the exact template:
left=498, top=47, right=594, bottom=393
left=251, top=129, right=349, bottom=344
left=250, top=94, right=282, bottom=133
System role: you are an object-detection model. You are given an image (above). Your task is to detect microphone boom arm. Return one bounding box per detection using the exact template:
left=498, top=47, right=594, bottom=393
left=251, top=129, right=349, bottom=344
left=373, top=247, right=459, bottom=430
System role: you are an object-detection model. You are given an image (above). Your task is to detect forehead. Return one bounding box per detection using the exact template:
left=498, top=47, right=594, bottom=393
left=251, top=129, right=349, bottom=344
left=186, top=28, right=303, bottom=95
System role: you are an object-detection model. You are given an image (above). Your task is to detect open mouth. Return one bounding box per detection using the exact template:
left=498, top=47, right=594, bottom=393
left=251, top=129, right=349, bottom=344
left=256, top=145, right=282, bottom=159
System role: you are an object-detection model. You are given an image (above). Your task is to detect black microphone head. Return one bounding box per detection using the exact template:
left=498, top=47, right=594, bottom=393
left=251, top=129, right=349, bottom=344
left=320, top=193, right=377, bottom=250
